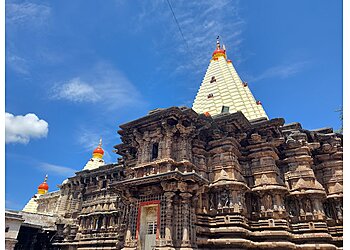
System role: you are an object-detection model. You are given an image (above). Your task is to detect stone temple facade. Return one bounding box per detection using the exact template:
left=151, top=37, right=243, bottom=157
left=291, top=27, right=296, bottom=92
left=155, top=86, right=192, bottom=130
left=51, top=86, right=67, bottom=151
left=14, top=39, right=343, bottom=250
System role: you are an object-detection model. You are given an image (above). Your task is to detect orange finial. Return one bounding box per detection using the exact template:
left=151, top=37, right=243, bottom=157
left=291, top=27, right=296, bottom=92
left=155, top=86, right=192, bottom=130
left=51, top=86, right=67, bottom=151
left=38, top=174, right=49, bottom=194
left=93, top=138, right=104, bottom=158
left=212, top=36, right=226, bottom=60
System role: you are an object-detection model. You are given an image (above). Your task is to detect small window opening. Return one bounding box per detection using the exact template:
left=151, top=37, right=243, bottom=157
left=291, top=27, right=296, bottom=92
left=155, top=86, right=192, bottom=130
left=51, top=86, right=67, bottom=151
left=210, top=76, right=216, bottom=83
left=167, top=118, right=178, bottom=126
left=207, top=93, right=214, bottom=98
left=5, top=226, right=9, bottom=232
left=182, top=120, right=191, bottom=127
left=151, top=143, right=159, bottom=160
left=102, top=180, right=107, bottom=189
left=147, top=221, right=157, bottom=234
left=221, top=106, right=230, bottom=113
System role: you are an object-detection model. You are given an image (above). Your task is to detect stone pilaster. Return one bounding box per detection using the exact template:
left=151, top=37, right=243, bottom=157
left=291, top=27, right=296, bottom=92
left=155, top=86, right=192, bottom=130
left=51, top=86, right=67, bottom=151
left=164, top=192, right=175, bottom=244
left=180, top=193, right=192, bottom=248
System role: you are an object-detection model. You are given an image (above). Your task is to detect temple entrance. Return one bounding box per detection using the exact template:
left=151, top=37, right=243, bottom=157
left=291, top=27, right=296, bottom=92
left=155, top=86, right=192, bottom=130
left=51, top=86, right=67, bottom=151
left=144, top=221, right=157, bottom=250
left=137, top=202, right=159, bottom=250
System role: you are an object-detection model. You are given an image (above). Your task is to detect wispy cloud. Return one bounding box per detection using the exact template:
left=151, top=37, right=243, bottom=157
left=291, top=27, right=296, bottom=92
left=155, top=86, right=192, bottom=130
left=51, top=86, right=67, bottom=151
left=5, top=112, right=49, bottom=144
left=6, top=153, right=78, bottom=177
left=134, top=0, right=245, bottom=75
left=39, top=162, right=77, bottom=176
left=6, top=52, right=29, bottom=74
left=6, top=2, right=52, bottom=75
left=51, top=78, right=100, bottom=103
left=77, top=128, right=105, bottom=152
left=6, top=2, right=51, bottom=26
left=50, top=62, right=145, bottom=110
left=76, top=127, right=114, bottom=163
left=247, top=61, right=310, bottom=82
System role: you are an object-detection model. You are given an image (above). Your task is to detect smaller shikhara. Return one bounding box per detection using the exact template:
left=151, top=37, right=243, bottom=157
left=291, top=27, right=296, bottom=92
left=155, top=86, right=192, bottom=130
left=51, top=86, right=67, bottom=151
left=13, top=39, right=342, bottom=250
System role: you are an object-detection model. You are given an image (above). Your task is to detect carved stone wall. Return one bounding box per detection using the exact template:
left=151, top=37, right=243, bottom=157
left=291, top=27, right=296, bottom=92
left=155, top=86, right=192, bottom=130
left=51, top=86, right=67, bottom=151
left=113, top=107, right=342, bottom=249
left=45, top=107, right=342, bottom=250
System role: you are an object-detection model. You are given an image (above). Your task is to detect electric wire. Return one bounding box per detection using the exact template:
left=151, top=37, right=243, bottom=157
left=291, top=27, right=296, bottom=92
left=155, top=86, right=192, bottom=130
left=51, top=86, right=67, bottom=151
left=166, top=0, right=192, bottom=55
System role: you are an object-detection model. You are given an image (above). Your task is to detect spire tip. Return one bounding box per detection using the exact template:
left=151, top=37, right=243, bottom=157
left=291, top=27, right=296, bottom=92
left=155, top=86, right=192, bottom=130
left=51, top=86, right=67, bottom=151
left=216, top=36, right=220, bottom=49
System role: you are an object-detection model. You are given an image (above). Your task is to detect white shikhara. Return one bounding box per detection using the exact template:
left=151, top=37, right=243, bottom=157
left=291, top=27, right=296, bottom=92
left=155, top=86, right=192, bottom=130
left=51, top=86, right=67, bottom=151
left=192, top=51, right=268, bottom=120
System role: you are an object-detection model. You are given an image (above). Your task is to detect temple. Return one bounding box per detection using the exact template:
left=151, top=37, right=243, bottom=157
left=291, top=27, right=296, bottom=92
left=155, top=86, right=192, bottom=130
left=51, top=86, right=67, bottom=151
left=6, top=39, right=343, bottom=250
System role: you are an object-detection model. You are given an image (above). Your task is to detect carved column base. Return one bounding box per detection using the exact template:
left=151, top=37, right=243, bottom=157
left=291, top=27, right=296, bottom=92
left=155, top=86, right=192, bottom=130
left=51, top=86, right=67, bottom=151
left=122, top=240, right=137, bottom=250
left=155, top=239, right=176, bottom=249
left=180, top=241, right=194, bottom=249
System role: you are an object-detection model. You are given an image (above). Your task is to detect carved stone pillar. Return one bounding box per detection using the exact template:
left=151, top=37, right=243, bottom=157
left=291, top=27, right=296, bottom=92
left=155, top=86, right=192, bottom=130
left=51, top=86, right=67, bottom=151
left=85, top=217, right=90, bottom=230
left=66, top=194, right=72, bottom=211
left=164, top=192, right=175, bottom=243
left=180, top=135, right=188, bottom=161
left=180, top=193, right=192, bottom=246
left=312, top=199, right=322, bottom=213
left=101, top=215, right=107, bottom=229
left=94, top=216, right=98, bottom=229
left=125, top=204, right=135, bottom=244
left=78, top=218, right=83, bottom=231
left=142, top=137, right=151, bottom=163
left=163, top=133, right=173, bottom=159
left=190, top=194, right=198, bottom=246
left=109, top=215, right=114, bottom=228
left=89, top=217, right=93, bottom=229
left=137, top=141, right=144, bottom=165
left=298, top=199, right=305, bottom=216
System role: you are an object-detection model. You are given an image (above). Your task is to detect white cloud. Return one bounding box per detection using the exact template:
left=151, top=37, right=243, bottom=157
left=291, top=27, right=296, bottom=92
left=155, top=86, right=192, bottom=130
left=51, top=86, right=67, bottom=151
left=39, top=162, right=76, bottom=176
left=50, top=62, right=144, bottom=110
left=247, top=61, right=310, bottom=82
left=5, top=112, right=49, bottom=144
left=6, top=2, right=51, bottom=26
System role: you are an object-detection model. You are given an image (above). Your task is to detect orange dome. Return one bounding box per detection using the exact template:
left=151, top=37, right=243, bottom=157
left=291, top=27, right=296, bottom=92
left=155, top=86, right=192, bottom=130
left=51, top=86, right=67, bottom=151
left=212, top=48, right=226, bottom=57
left=93, top=147, right=104, bottom=155
left=92, top=138, right=104, bottom=158
left=38, top=182, right=49, bottom=190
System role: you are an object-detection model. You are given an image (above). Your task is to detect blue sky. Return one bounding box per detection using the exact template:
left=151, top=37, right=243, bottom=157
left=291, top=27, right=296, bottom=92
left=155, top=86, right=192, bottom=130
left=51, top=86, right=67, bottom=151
left=5, top=0, right=342, bottom=210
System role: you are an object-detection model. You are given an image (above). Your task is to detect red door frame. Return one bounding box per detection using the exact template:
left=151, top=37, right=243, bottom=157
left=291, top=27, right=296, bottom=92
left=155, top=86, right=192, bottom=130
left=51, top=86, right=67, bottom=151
left=135, top=200, right=161, bottom=240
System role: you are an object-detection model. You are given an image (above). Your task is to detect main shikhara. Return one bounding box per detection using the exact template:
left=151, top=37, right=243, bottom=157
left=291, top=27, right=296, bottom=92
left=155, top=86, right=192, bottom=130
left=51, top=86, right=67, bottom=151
left=6, top=38, right=343, bottom=250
